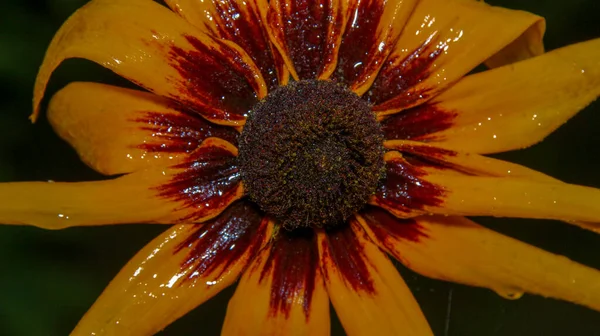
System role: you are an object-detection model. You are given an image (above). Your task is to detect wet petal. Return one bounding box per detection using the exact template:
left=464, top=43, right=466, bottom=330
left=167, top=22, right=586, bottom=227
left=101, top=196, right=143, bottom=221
left=34, top=0, right=266, bottom=126
left=332, top=0, right=418, bottom=93
left=317, top=221, right=432, bottom=336
left=72, top=201, right=272, bottom=335
left=366, top=0, right=543, bottom=115
left=265, top=0, right=348, bottom=80
left=223, top=229, right=329, bottom=335
left=48, top=82, right=238, bottom=175
left=397, top=38, right=600, bottom=153
left=0, top=138, right=242, bottom=228
left=0, top=168, right=177, bottom=229
left=165, top=0, right=285, bottom=89
left=358, top=210, right=600, bottom=311
left=382, top=141, right=600, bottom=233
left=372, top=150, right=600, bottom=223
left=384, top=140, right=560, bottom=181
left=155, top=138, right=244, bottom=223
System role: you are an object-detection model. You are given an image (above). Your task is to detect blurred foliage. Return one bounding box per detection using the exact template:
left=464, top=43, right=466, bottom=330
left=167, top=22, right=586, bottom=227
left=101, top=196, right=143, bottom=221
left=0, top=0, right=599, bottom=335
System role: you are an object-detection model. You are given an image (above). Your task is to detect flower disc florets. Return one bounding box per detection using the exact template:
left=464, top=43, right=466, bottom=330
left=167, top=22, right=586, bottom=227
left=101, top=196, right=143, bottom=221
left=239, top=80, right=384, bottom=230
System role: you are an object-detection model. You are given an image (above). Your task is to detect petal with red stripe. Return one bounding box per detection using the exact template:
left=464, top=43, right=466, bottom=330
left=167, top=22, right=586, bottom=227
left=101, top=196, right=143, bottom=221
left=366, top=0, right=543, bottom=115
left=392, top=38, right=600, bottom=154
left=223, top=229, right=330, bottom=335
left=165, top=0, right=285, bottom=89
left=359, top=210, right=600, bottom=312
left=332, top=0, right=418, bottom=94
left=34, top=0, right=266, bottom=126
left=72, top=201, right=272, bottom=335
left=48, top=82, right=238, bottom=175
left=318, top=221, right=432, bottom=335
left=372, top=148, right=600, bottom=224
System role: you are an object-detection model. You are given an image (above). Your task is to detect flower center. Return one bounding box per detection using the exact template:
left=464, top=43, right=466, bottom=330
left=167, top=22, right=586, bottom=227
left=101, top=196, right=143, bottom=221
left=239, top=80, right=384, bottom=230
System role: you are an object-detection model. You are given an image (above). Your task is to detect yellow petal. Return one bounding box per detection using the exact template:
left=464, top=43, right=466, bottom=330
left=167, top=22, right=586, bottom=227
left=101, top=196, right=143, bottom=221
left=222, top=230, right=330, bottom=335
left=48, top=82, right=238, bottom=175
left=317, top=221, right=432, bottom=336
left=383, top=139, right=558, bottom=181
left=485, top=18, right=545, bottom=68
left=0, top=169, right=176, bottom=229
left=381, top=141, right=600, bottom=233
left=72, top=201, right=273, bottom=335
left=165, top=0, right=285, bottom=89
left=0, top=138, right=242, bottom=229
left=34, top=0, right=266, bottom=126
left=367, top=0, right=543, bottom=115
left=373, top=150, right=600, bottom=224
left=358, top=210, right=600, bottom=311
left=411, top=38, right=600, bottom=153
left=332, top=0, right=418, bottom=94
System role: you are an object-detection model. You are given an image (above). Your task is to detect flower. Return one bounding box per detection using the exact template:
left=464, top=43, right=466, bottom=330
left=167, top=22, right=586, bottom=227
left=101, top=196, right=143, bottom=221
left=1, top=0, right=600, bottom=334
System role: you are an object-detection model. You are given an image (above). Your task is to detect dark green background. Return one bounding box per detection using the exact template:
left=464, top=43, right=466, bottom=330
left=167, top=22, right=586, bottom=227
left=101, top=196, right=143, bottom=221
left=0, top=0, right=599, bottom=335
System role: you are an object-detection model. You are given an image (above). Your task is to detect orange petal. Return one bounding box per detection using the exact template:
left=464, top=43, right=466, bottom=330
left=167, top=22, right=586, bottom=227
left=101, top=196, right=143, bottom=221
left=222, top=230, right=330, bottom=335
left=165, top=0, right=285, bottom=89
left=372, top=150, right=600, bottom=223
left=264, top=0, right=349, bottom=80
left=0, top=138, right=242, bottom=229
left=366, top=0, right=544, bottom=115
left=33, top=0, right=266, bottom=126
left=394, top=38, right=600, bottom=153
left=383, top=139, right=558, bottom=181
left=72, top=201, right=273, bottom=335
left=0, top=168, right=178, bottom=229
left=331, top=0, right=418, bottom=94
left=317, top=221, right=433, bottom=335
left=154, top=138, right=244, bottom=223
left=485, top=18, right=545, bottom=68
left=48, top=82, right=238, bottom=175
left=358, top=210, right=600, bottom=311
left=383, top=141, right=600, bottom=233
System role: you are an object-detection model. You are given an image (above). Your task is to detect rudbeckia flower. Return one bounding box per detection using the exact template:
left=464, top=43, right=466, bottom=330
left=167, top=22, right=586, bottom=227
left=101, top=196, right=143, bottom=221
left=1, top=0, right=599, bottom=334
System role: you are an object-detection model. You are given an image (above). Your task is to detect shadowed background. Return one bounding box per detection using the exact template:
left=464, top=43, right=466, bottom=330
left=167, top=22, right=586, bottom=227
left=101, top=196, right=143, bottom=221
left=0, top=0, right=599, bottom=335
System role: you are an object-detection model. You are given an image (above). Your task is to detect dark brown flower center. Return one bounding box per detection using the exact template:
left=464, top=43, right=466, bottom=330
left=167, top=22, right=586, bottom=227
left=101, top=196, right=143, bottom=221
left=239, top=80, right=384, bottom=230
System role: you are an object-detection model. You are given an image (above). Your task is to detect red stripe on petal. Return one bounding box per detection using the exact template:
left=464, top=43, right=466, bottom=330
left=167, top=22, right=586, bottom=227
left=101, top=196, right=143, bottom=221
left=211, top=1, right=280, bottom=89
left=135, top=111, right=238, bottom=154
left=157, top=140, right=241, bottom=221
left=368, top=37, right=444, bottom=111
left=168, top=35, right=260, bottom=123
left=270, top=0, right=344, bottom=79
left=398, top=144, right=458, bottom=169
left=321, top=225, right=375, bottom=293
left=360, top=206, right=427, bottom=243
left=373, top=153, right=446, bottom=215
left=381, top=103, right=457, bottom=141
left=333, top=0, right=385, bottom=85
left=259, top=229, right=318, bottom=319
left=175, top=201, right=267, bottom=283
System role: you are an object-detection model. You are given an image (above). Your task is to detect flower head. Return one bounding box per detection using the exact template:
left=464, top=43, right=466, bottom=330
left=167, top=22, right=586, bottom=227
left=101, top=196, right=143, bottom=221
left=2, top=0, right=600, bottom=334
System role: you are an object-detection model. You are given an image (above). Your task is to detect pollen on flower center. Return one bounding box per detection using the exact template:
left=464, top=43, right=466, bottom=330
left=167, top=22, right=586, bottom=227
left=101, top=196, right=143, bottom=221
left=239, top=80, right=384, bottom=230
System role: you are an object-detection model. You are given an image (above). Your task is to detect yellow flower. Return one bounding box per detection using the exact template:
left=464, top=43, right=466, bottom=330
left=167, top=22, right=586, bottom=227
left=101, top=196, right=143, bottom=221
left=1, top=0, right=599, bottom=334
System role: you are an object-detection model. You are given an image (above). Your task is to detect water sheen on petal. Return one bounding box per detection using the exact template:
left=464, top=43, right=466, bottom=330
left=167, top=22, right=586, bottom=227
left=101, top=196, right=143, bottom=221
left=222, top=229, right=330, bottom=335
left=72, top=201, right=272, bottom=335
left=358, top=212, right=600, bottom=312
left=48, top=82, right=238, bottom=176
left=317, top=221, right=433, bottom=336
left=33, top=0, right=266, bottom=126
left=157, top=138, right=244, bottom=223
left=166, top=0, right=284, bottom=89
left=373, top=148, right=600, bottom=224
left=366, top=0, right=544, bottom=115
